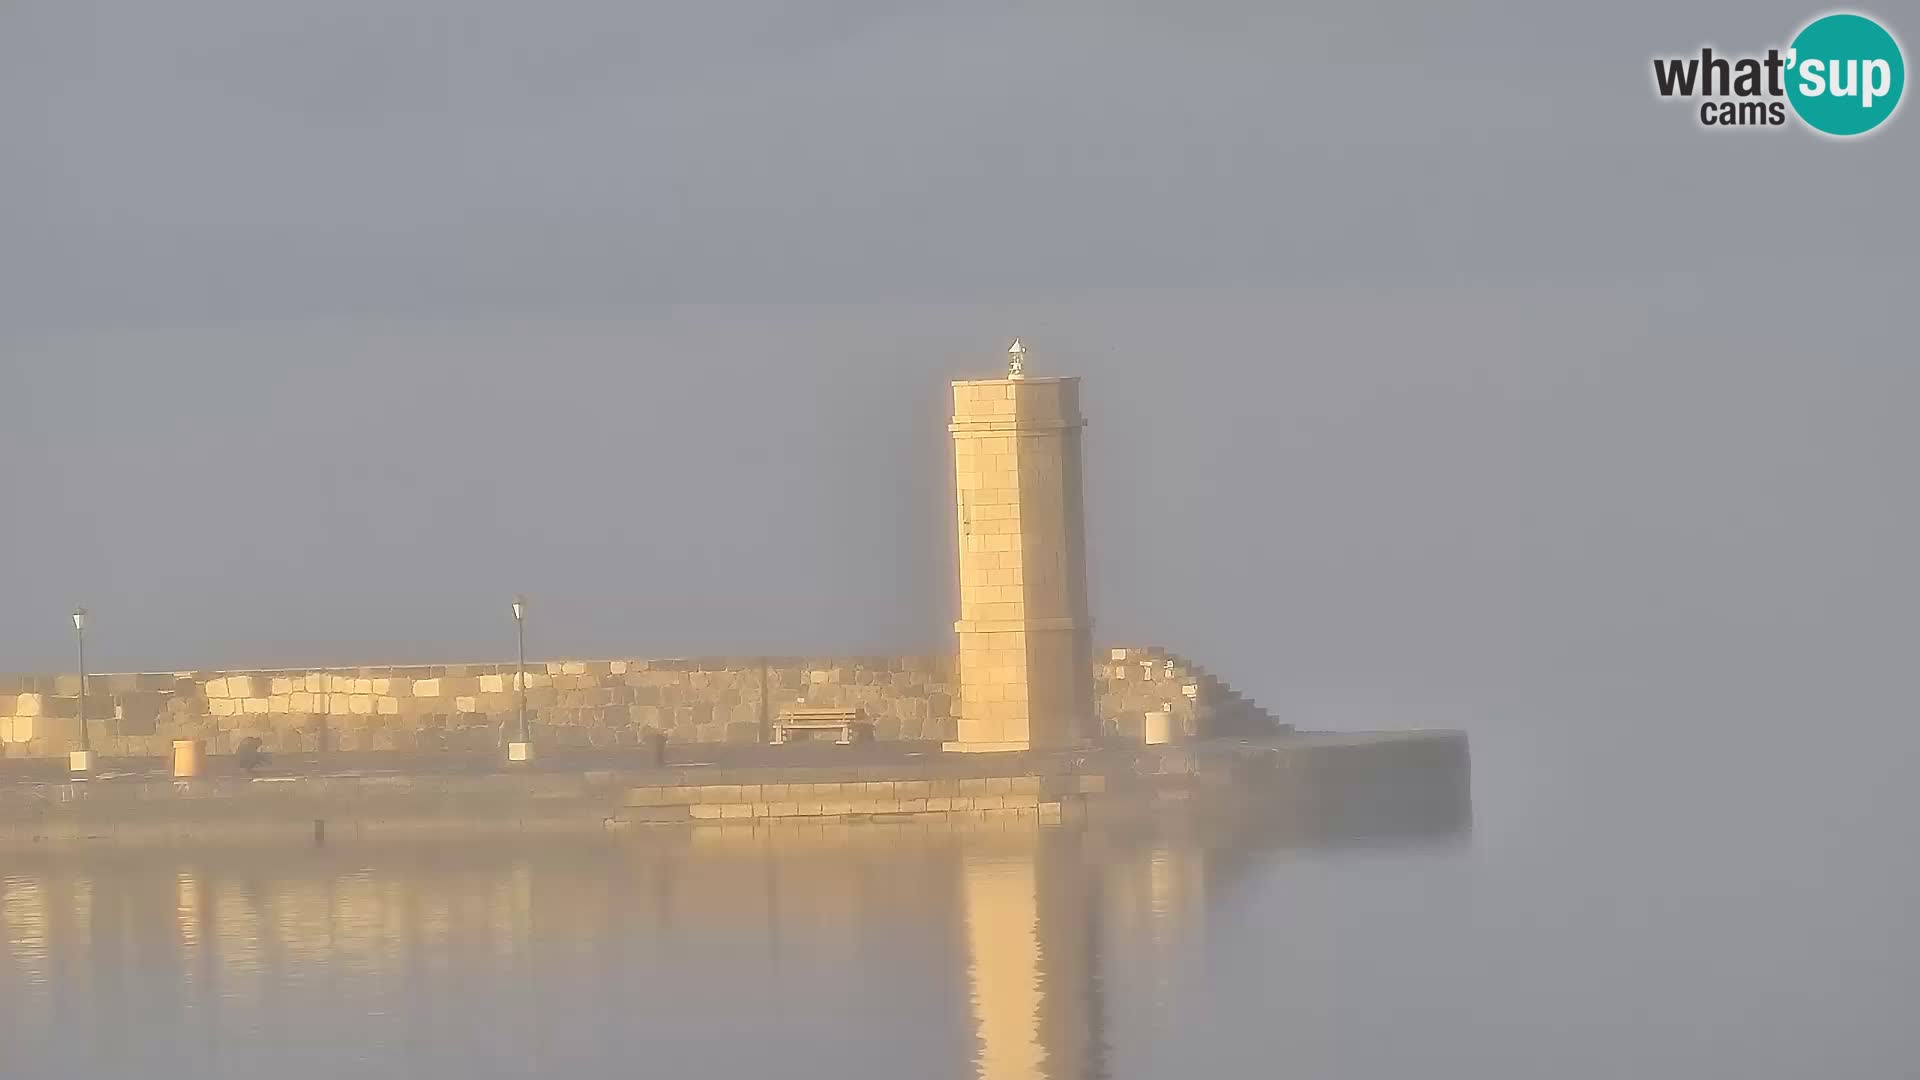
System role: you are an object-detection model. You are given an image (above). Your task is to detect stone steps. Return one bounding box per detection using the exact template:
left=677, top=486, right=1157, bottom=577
left=1101, top=648, right=1284, bottom=739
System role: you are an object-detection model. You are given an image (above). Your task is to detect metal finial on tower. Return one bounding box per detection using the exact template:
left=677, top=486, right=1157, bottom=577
left=1007, top=338, right=1026, bottom=380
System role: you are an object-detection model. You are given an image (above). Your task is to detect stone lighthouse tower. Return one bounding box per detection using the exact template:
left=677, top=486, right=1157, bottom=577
left=945, top=340, right=1095, bottom=753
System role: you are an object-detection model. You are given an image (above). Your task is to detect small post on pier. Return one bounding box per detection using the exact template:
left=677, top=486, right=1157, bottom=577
left=69, top=608, right=95, bottom=776
left=508, top=595, right=533, bottom=763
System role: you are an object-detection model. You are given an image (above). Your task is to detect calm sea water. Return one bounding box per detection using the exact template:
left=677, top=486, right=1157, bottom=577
left=3, top=726, right=1916, bottom=1079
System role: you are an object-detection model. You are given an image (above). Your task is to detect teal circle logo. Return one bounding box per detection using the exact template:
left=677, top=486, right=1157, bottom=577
left=1786, top=13, right=1905, bottom=135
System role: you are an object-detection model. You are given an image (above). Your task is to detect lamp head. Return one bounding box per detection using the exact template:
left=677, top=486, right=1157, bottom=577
left=512, top=596, right=527, bottom=621
left=71, top=608, right=87, bottom=632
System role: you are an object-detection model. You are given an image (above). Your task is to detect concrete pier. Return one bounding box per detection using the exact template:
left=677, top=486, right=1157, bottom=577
left=0, top=731, right=1468, bottom=850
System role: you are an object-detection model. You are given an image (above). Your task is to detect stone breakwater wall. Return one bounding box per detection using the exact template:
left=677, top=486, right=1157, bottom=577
left=0, top=646, right=1280, bottom=760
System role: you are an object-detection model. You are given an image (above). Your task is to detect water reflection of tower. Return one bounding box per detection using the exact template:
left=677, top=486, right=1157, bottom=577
left=1034, top=832, right=1108, bottom=1080
left=959, top=832, right=1110, bottom=1080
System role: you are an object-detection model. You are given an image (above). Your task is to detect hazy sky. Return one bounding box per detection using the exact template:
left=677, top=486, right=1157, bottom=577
left=3, top=0, right=1914, bottom=740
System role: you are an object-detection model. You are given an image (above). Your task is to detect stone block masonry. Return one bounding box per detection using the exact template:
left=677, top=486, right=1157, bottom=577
left=0, top=647, right=1282, bottom=760
left=949, top=375, right=1095, bottom=752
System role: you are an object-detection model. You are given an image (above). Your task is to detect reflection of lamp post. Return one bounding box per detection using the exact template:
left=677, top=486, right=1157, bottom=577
left=509, top=596, right=532, bottom=763
left=70, top=608, right=94, bottom=775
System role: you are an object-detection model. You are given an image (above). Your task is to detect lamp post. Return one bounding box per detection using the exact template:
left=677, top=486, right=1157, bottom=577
left=509, top=595, right=532, bottom=763
left=70, top=608, right=94, bottom=775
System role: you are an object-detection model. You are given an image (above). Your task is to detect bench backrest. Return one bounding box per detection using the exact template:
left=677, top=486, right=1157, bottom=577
left=778, top=707, right=866, bottom=724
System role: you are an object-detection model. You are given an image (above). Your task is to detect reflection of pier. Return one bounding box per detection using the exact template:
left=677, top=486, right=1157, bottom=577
left=955, top=737, right=1470, bottom=1079
left=0, top=767, right=1467, bottom=1079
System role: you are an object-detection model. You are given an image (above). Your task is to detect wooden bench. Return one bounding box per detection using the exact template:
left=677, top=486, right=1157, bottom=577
left=773, top=707, right=874, bottom=745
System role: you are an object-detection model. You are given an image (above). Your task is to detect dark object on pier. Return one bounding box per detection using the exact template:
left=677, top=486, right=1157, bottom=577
left=234, top=736, right=270, bottom=776
left=647, top=729, right=669, bottom=768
